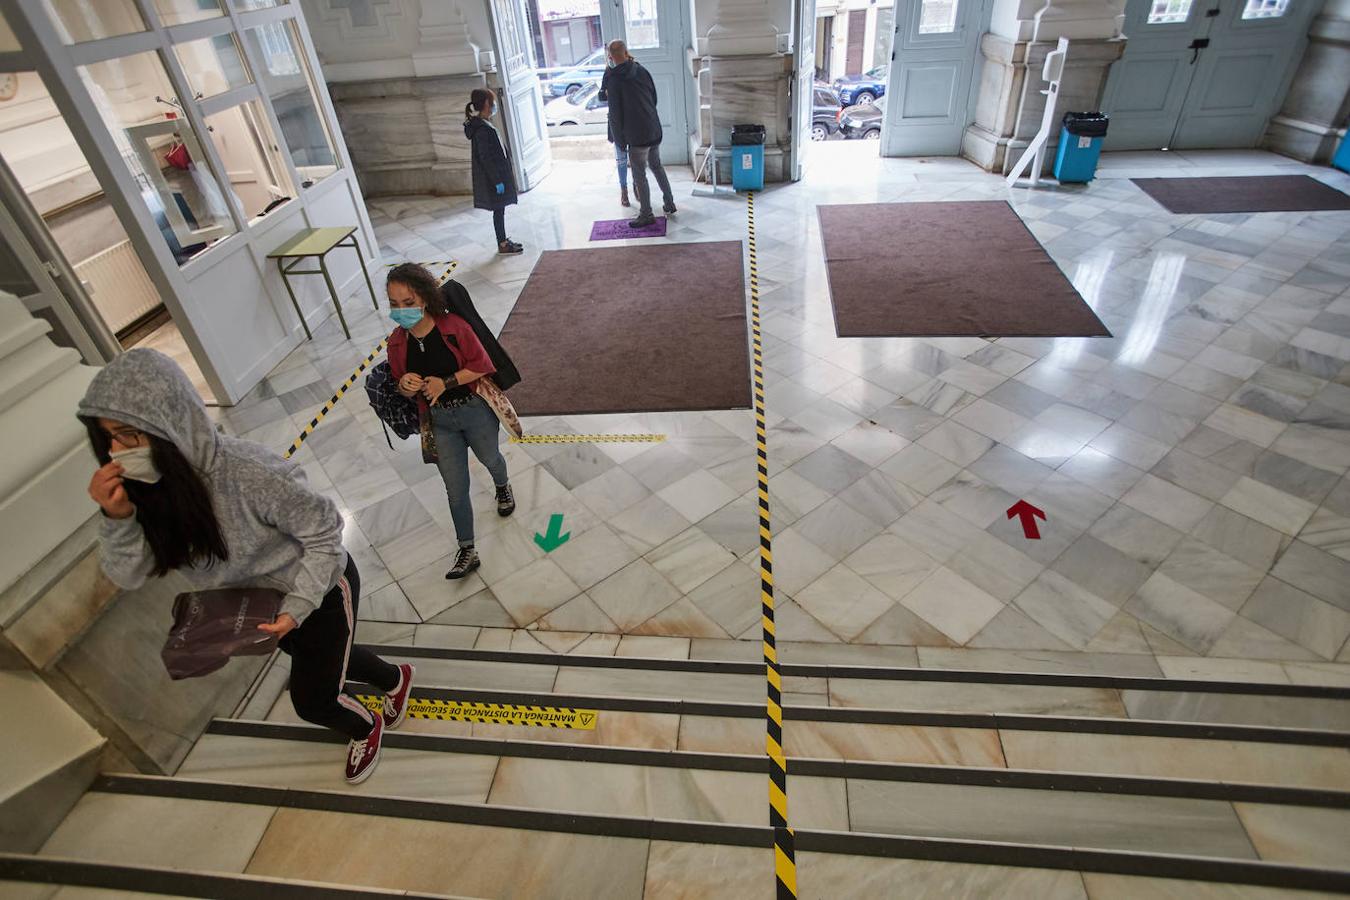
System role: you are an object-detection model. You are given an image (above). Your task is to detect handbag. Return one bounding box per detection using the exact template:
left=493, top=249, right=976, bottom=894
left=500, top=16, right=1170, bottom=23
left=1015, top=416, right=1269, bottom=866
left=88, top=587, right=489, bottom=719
left=165, top=140, right=192, bottom=170
left=474, top=376, right=524, bottom=439
left=161, top=587, right=283, bottom=680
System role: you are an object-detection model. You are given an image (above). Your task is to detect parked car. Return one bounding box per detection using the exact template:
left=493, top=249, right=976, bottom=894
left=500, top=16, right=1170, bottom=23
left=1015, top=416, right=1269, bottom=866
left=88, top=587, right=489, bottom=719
left=545, top=47, right=607, bottom=98
left=838, top=103, right=883, bottom=140
left=833, top=66, right=888, bottom=107
left=544, top=82, right=608, bottom=126
left=811, top=84, right=842, bottom=141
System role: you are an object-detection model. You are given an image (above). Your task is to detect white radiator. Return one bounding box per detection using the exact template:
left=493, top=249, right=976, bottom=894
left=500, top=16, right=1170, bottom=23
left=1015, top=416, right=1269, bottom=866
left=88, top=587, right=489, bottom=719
left=74, top=240, right=162, bottom=334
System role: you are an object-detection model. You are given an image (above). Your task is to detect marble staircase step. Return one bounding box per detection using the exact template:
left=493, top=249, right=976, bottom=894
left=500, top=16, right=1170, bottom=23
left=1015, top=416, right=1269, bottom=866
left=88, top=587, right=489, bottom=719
left=32, top=775, right=1350, bottom=898
left=180, top=721, right=1350, bottom=867
left=267, top=676, right=1350, bottom=788
left=357, top=645, right=1350, bottom=732
left=0, top=852, right=469, bottom=899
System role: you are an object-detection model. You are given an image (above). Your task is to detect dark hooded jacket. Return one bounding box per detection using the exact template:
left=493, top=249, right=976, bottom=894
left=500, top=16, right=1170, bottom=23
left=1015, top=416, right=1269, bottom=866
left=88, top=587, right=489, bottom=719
left=441, top=279, right=520, bottom=390
left=465, top=115, right=518, bottom=211
left=601, top=59, right=662, bottom=150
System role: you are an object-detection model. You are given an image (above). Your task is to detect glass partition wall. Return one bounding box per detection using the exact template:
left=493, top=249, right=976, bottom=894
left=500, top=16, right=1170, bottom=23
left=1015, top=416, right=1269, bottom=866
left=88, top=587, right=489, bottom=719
left=3, top=0, right=377, bottom=405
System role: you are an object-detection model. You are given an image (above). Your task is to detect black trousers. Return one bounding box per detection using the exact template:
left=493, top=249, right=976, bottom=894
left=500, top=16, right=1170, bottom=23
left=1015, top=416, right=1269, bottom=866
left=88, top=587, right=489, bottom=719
left=492, top=208, right=507, bottom=244
left=279, top=554, right=401, bottom=740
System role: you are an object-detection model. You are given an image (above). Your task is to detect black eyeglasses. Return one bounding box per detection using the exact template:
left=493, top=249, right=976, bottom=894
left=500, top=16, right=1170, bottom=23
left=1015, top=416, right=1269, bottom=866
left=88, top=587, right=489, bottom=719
left=108, top=428, right=146, bottom=448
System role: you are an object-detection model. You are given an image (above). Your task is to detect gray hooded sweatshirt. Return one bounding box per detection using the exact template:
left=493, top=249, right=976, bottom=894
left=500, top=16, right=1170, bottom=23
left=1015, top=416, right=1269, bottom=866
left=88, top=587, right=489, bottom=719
left=78, top=349, right=345, bottom=625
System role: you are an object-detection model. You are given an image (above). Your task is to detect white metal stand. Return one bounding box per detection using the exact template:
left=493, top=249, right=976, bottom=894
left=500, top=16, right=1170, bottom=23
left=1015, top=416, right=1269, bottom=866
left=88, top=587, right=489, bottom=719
left=691, top=57, right=739, bottom=199
left=1005, top=36, right=1070, bottom=188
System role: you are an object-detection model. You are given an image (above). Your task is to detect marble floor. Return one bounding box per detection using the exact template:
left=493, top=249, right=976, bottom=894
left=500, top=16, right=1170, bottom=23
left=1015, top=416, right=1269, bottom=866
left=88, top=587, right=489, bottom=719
left=207, top=148, right=1350, bottom=679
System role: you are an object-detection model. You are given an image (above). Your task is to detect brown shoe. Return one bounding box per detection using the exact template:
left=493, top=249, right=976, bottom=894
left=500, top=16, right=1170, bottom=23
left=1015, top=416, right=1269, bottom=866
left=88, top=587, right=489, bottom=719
left=621, top=188, right=631, bottom=207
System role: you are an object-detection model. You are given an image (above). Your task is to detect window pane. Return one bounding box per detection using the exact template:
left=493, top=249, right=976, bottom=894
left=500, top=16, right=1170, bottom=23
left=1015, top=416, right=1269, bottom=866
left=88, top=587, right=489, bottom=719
left=152, top=0, right=226, bottom=27
left=175, top=33, right=252, bottom=98
left=42, top=0, right=147, bottom=44
left=0, top=8, right=20, bottom=52
left=873, top=7, right=894, bottom=65
left=242, top=22, right=339, bottom=186
left=204, top=99, right=294, bottom=221
left=1242, top=0, right=1289, bottom=18
left=1147, top=0, right=1193, bottom=23
left=918, top=0, right=959, bottom=34
left=233, top=0, right=288, bottom=9
left=623, top=0, right=659, bottom=50
left=76, top=52, right=237, bottom=265
left=0, top=238, right=40, bottom=297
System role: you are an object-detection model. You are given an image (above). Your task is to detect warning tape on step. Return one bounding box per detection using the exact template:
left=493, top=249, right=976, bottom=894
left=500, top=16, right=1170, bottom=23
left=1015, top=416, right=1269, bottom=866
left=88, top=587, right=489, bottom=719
left=281, top=262, right=457, bottom=459
left=510, top=433, right=666, bottom=444
left=355, top=695, right=597, bottom=729
left=748, top=192, right=797, bottom=900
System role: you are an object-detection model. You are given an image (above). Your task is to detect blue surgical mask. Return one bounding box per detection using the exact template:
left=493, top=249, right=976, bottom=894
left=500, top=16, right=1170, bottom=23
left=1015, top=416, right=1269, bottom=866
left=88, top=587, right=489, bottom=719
left=390, top=308, right=424, bottom=330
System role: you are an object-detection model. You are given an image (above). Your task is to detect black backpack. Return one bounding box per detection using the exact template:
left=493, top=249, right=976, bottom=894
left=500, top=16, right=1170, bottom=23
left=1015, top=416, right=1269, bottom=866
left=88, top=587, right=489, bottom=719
left=364, top=361, right=420, bottom=444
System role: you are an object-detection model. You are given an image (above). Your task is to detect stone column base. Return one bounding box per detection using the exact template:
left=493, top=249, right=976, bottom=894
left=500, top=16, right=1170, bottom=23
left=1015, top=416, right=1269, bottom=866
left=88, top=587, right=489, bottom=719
left=692, top=53, right=792, bottom=183
left=328, top=73, right=487, bottom=197
left=962, top=34, right=1125, bottom=175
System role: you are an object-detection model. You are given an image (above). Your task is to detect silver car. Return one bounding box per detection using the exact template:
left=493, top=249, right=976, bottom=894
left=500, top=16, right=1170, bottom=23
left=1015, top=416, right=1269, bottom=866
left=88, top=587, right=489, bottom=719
left=543, top=83, right=609, bottom=127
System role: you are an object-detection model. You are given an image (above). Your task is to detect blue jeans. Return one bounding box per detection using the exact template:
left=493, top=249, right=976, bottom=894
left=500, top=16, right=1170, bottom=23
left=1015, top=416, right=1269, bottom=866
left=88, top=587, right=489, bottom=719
left=430, top=396, right=509, bottom=547
left=615, top=143, right=629, bottom=190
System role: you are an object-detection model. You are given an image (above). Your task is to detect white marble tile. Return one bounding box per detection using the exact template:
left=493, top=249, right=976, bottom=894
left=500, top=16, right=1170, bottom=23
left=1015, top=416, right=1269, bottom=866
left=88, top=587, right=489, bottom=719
left=901, top=567, right=1005, bottom=645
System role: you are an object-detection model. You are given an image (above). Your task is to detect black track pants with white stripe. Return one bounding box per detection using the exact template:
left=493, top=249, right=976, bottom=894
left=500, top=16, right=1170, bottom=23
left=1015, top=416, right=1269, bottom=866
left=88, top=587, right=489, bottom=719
left=280, top=554, right=402, bottom=740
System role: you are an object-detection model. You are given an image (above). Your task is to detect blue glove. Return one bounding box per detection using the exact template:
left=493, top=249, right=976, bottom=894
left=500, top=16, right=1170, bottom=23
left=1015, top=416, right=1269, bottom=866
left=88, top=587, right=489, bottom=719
left=495, top=183, right=505, bottom=195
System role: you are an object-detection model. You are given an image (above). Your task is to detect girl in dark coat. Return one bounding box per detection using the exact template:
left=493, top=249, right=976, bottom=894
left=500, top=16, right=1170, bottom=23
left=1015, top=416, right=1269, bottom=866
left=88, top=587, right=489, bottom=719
left=464, top=89, right=523, bottom=255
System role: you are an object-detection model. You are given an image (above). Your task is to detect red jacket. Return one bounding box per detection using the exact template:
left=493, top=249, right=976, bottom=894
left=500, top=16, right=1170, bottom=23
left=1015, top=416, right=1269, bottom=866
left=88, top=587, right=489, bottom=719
left=386, top=313, right=496, bottom=417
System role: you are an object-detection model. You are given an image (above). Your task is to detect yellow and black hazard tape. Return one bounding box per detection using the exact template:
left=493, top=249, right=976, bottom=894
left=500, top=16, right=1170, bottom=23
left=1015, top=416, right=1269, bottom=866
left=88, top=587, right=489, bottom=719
left=747, top=192, right=797, bottom=899
left=384, top=259, right=456, bottom=268
left=355, top=695, right=598, bottom=729
left=281, top=262, right=457, bottom=459
left=510, top=433, right=666, bottom=444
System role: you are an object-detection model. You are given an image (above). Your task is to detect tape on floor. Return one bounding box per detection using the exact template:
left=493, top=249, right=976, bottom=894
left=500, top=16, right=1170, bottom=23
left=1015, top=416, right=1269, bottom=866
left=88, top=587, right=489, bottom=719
left=356, top=695, right=598, bottom=729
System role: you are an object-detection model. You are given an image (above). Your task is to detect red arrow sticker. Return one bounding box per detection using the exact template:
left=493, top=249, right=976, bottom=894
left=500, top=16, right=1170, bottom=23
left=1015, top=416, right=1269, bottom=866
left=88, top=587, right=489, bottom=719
left=1007, top=500, right=1047, bottom=540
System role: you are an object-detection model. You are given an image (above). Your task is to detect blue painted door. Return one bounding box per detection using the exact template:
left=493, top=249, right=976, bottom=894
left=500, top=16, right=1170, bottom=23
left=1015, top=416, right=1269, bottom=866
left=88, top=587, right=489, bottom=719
left=880, top=0, right=987, bottom=156
left=1102, top=0, right=1322, bottom=150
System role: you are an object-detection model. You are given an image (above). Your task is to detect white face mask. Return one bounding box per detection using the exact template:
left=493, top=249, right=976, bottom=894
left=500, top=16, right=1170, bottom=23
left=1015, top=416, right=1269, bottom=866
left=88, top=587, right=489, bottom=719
left=111, top=446, right=162, bottom=484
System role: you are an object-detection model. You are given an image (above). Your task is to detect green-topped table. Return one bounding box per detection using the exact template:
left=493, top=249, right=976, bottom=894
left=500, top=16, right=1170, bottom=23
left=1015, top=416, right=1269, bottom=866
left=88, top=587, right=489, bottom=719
left=268, top=225, right=378, bottom=340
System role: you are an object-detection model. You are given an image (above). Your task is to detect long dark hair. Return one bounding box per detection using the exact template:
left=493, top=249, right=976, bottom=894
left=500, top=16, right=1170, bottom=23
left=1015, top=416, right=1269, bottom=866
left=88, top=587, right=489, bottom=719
left=84, top=421, right=230, bottom=577
left=387, top=263, right=450, bottom=317
left=465, top=88, right=496, bottom=122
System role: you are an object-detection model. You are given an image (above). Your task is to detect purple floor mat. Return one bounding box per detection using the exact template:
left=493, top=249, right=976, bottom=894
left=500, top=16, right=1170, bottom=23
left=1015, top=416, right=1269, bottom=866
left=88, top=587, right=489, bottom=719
left=590, top=216, right=667, bottom=241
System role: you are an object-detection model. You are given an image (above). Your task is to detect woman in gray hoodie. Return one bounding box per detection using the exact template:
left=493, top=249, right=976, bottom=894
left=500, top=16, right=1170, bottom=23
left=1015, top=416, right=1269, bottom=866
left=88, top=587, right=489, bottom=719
left=79, top=349, right=410, bottom=785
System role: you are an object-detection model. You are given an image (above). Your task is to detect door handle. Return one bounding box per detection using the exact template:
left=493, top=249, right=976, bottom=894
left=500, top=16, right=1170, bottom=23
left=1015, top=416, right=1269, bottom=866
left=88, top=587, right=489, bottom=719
left=1187, top=37, right=1209, bottom=63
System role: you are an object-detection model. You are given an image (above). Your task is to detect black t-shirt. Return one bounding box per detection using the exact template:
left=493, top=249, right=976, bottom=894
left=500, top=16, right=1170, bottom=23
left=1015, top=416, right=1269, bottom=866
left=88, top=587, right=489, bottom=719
left=405, top=328, right=471, bottom=404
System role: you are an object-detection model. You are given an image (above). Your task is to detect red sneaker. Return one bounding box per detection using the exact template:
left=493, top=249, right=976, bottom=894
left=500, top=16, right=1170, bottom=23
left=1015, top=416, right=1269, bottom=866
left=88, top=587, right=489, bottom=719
left=345, top=713, right=383, bottom=785
left=382, top=663, right=415, bottom=730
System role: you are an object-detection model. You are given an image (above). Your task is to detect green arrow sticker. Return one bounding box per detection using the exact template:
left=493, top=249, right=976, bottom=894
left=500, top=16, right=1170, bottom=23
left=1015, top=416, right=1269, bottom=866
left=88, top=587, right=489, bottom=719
left=534, top=513, right=571, bottom=552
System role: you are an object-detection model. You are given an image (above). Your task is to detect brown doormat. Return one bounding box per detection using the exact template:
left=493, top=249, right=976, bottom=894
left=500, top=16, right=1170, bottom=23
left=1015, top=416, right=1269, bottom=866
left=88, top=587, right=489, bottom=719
left=817, top=201, right=1110, bottom=338
left=499, top=242, right=751, bottom=417
left=1132, top=175, right=1350, bottom=214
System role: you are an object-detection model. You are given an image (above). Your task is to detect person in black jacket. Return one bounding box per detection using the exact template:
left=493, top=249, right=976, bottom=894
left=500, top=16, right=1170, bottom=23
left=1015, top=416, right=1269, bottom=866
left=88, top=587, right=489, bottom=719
left=464, top=89, right=523, bottom=255
left=602, top=40, right=676, bottom=228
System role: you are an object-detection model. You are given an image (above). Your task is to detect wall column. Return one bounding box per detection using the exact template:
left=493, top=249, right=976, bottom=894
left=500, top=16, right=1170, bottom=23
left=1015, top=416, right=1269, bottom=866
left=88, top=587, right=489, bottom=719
left=693, top=0, right=789, bottom=182
left=962, top=0, right=1126, bottom=174
left=305, top=0, right=491, bottom=196
left=1262, top=0, right=1350, bottom=164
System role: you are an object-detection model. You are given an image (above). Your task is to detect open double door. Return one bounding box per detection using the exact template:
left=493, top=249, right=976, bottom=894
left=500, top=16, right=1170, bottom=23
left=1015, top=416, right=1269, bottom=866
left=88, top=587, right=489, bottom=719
left=488, top=0, right=692, bottom=193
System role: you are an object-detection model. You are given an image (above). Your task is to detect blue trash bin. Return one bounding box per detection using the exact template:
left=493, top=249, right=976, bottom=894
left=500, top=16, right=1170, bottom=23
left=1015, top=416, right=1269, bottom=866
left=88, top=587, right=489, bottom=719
left=1333, top=126, right=1350, bottom=174
left=732, top=145, right=764, bottom=191
left=1053, top=112, right=1109, bottom=183
left=731, top=123, right=766, bottom=192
